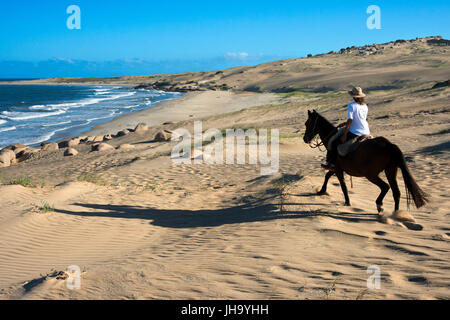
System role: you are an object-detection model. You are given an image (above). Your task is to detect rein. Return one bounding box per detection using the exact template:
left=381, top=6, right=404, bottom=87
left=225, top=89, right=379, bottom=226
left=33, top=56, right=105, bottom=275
left=308, top=116, right=335, bottom=152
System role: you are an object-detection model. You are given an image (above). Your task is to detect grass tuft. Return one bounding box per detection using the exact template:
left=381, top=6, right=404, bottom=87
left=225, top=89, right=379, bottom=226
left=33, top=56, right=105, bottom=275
left=77, top=173, right=105, bottom=185
left=40, top=201, right=54, bottom=213
left=8, top=177, right=36, bottom=188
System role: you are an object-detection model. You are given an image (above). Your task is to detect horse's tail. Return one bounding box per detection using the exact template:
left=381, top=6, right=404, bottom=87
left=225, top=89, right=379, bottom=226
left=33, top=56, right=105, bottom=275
left=389, top=143, right=429, bottom=209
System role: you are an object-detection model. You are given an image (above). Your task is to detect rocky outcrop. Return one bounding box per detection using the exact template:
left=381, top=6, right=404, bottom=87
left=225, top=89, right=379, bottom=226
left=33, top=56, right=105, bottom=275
left=16, top=148, right=39, bottom=162
left=427, top=38, right=450, bottom=46
left=117, top=144, right=135, bottom=150
left=0, top=150, right=15, bottom=167
left=64, top=148, right=79, bottom=156
left=91, top=143, right=114, bottom=152
left=41, top=143, right=59, bottom=152
left=83, top=136, right=96, bottom=143
left=154, top=130, right=173, bottom=142
left=68, top=138, right=80, bottom=148
left=116, top=129, right=130, bottom=137
left=134, top=123, right=148, bottom=134
left=134, top=80, right=231, bottom=92
left=334, top=36, right=448, bottom=57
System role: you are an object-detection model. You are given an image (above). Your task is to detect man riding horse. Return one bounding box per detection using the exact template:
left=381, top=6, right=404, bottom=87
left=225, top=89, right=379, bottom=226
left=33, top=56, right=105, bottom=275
left=303, top=87, right=428, bottom=213
left=322, top=87, right=370, bottom=171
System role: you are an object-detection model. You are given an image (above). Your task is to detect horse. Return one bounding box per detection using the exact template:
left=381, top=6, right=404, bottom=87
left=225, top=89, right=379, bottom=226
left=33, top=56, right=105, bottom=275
left=303, top=109, right=429, bottom=213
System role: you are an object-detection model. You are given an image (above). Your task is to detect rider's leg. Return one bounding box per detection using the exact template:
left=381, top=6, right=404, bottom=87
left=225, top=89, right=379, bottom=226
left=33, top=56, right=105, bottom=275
left=322, top=132, right=358, bottom=170
left=322, top=139, right=340, bottom=170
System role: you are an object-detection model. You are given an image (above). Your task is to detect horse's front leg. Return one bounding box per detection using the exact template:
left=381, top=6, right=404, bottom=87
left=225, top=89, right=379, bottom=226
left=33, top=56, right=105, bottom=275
left=336, top=170, right=351, bottom=206
left=318, top=171, right=334, bottom=195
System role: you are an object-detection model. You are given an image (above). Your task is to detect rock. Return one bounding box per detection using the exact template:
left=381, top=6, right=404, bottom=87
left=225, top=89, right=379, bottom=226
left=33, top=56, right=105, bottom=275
left=16, top=148, right=39, bottom=162
left=134, top=123, right=148, bottom=134
left=154, top=130, right=172, bottom=142
left=67, top=138, right=80, bottom=148
left=64, top=148, right=78, bottom=156
left=92, top=143, right=114, bottom=152
left=93, top=136, right=104, bottom=143
left=58, top=140, right=69, bottom=148
left=103, top=134, right=113, bottom=140
left=78, top=136, right=88, bottom=141
left=427, top=39, right=450, bottom=46
left=84, top=136, right=96, bottom=143
left=0, top=150, right=15, bottom=167
left=41, top=143, right=59, bottom=152
left=13, top=146, right=29, bottom=155
left=1, top=144, right=28, bottom=152
left=116, top=129, right=130, bottom=137
left=117, top=144, right=136, bottom=150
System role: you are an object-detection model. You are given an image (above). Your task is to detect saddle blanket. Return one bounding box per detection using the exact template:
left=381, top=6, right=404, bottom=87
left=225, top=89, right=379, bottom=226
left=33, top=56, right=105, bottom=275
left=328, top=128, right=373, bottom=157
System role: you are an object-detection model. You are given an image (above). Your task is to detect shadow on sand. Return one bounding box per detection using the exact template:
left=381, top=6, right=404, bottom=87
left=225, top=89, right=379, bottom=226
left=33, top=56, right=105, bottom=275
left=55, top=197, right=379, bottom=229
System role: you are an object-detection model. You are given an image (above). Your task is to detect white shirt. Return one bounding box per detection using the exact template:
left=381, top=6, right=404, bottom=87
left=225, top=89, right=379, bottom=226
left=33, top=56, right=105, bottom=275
left=348, top=102, right=370, bottom=135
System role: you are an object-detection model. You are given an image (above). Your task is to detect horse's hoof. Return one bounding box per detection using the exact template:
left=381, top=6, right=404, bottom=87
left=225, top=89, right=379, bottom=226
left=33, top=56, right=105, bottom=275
left=377, top=205, right=384, bottom=213
left=344, top=202, right=351, bottom=207
left=317, top=190, right=329, bottom=196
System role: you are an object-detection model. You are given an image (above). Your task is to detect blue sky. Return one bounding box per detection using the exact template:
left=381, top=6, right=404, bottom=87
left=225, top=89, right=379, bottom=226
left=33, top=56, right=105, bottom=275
left=0, top=0, right=448, bottom=77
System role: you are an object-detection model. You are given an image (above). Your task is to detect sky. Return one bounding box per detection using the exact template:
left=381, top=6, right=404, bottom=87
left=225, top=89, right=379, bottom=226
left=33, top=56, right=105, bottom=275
left=0, top=0, right=449, bottom=78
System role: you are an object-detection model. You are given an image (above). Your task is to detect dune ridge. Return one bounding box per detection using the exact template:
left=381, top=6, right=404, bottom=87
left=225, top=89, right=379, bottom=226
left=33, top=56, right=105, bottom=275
left=0, top=36, right=449, bottom=299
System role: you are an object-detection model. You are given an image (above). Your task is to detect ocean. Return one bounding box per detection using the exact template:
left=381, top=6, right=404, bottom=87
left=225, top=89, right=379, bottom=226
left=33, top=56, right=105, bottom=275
left=0, top=84, right=182, bottom=148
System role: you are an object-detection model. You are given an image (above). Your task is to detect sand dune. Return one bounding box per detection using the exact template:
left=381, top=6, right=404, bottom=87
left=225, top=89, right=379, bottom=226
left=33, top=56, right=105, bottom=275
left=0, top=36, right=449, bottom=299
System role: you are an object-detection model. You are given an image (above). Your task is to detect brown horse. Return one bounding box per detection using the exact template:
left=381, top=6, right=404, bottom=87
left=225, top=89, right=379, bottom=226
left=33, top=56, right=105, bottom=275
left=303, top=110, right=428, bottom=213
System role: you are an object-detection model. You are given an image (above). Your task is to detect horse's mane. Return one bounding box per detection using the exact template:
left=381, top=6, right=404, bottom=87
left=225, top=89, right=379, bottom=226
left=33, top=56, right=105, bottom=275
left=314, top=111, right=336, bottom=130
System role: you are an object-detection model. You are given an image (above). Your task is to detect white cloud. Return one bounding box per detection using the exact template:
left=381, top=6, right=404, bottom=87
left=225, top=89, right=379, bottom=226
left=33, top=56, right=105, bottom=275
left=224, top=52, right=249, bottom=60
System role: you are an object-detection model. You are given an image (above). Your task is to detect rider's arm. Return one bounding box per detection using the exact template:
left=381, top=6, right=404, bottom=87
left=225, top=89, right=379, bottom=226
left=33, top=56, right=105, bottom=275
left=341, top=119, right=352, bottom=142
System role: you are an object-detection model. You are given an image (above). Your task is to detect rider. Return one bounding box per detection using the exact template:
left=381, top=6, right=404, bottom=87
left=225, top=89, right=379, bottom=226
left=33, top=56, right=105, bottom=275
left=321, top=86, right=370, bottom=171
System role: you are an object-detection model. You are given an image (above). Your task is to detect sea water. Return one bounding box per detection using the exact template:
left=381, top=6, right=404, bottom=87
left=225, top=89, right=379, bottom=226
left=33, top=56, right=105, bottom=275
left=0, top=84, right=182, bottom=148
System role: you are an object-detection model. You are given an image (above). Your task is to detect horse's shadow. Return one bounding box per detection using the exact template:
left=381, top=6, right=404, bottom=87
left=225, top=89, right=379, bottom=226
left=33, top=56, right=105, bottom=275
left=55, top=196, right=379, bottom=229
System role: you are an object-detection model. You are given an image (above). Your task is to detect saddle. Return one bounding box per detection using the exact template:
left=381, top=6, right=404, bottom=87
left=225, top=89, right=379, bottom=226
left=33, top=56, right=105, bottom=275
left=328, top=128, right=373, bottom=157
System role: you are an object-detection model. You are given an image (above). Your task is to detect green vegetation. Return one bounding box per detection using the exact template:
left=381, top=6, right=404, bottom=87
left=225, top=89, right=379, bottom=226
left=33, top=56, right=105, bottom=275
left=7, top=177, right=36, bottom=188
left=279, top=133, right=303, bottom=140
left=77, top=173, right=105, bottom=185
left=426, top=62, right=450, bottom=68
left=276, top=90, right=315, bottom=98
left=144, top=184, right=159, bottom=191
left=40, top=201, right=55, bottom=213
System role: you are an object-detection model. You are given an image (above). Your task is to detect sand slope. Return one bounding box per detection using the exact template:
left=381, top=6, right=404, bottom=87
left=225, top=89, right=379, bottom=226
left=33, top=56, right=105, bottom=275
left=0, top=37, right=449, bottom=299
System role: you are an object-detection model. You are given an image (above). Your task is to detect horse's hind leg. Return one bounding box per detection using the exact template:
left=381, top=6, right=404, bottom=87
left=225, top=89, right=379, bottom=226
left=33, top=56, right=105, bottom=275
left=336, top=170, right=350, bottom=206
left=318, top=171, right=334, bottom=195
left=366, top=175, right=390, bottom=213
left=385, top=165, right=400, bottom=211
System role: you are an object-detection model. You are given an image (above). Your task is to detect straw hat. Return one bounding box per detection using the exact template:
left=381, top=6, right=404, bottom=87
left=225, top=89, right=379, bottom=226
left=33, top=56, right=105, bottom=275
left=348, top=87, right=366, bottom=98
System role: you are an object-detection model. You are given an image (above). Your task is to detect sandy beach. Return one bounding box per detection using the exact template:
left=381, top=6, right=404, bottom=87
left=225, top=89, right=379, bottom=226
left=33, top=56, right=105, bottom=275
left=0, top=36, right=449, bottom=300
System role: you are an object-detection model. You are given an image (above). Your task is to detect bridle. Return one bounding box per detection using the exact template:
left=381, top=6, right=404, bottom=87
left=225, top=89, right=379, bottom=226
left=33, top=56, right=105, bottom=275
left=306, top=115, right=334, bottom=152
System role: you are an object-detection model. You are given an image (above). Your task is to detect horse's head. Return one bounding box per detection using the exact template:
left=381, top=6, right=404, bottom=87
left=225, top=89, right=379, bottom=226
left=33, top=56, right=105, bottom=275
left=303, top=110, right=320, bottom=143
